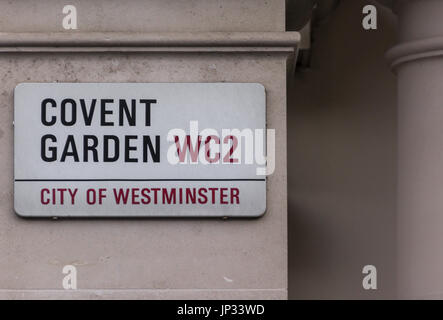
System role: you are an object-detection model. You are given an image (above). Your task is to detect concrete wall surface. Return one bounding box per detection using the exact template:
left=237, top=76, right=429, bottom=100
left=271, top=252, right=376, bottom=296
left=0, top=0, right=293, bottom=299
left=288, top=0, right=398, bottom=299
left=0, top=0, right=285, bottom=32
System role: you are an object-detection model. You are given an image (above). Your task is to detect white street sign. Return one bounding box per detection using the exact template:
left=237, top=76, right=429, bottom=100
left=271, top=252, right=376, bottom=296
left=14, top=83, right=267, bottom=217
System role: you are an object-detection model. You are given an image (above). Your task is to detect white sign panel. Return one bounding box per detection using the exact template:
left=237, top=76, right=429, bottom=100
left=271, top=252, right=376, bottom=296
left=14, top=83, right=266, bottom=217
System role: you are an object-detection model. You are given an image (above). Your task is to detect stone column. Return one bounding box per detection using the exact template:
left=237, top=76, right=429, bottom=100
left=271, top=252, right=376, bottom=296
left=384, top=0, right=443, bottom=299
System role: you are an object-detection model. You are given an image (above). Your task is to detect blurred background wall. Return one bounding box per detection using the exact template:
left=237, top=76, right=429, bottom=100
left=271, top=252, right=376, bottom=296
left=288, top=0, right=398, bottom=299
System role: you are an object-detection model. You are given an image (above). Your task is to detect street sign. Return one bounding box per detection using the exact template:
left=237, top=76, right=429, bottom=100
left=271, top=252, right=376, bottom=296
left=14, top=83, right=267, bottom=217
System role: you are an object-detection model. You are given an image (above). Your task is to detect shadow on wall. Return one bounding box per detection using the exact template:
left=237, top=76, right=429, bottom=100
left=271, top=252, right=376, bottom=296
left=287, top=0, right=398, bottom=299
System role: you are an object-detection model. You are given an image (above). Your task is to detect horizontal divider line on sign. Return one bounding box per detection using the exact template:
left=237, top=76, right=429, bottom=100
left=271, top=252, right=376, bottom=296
left=15, top=178, right=266, bottom=182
